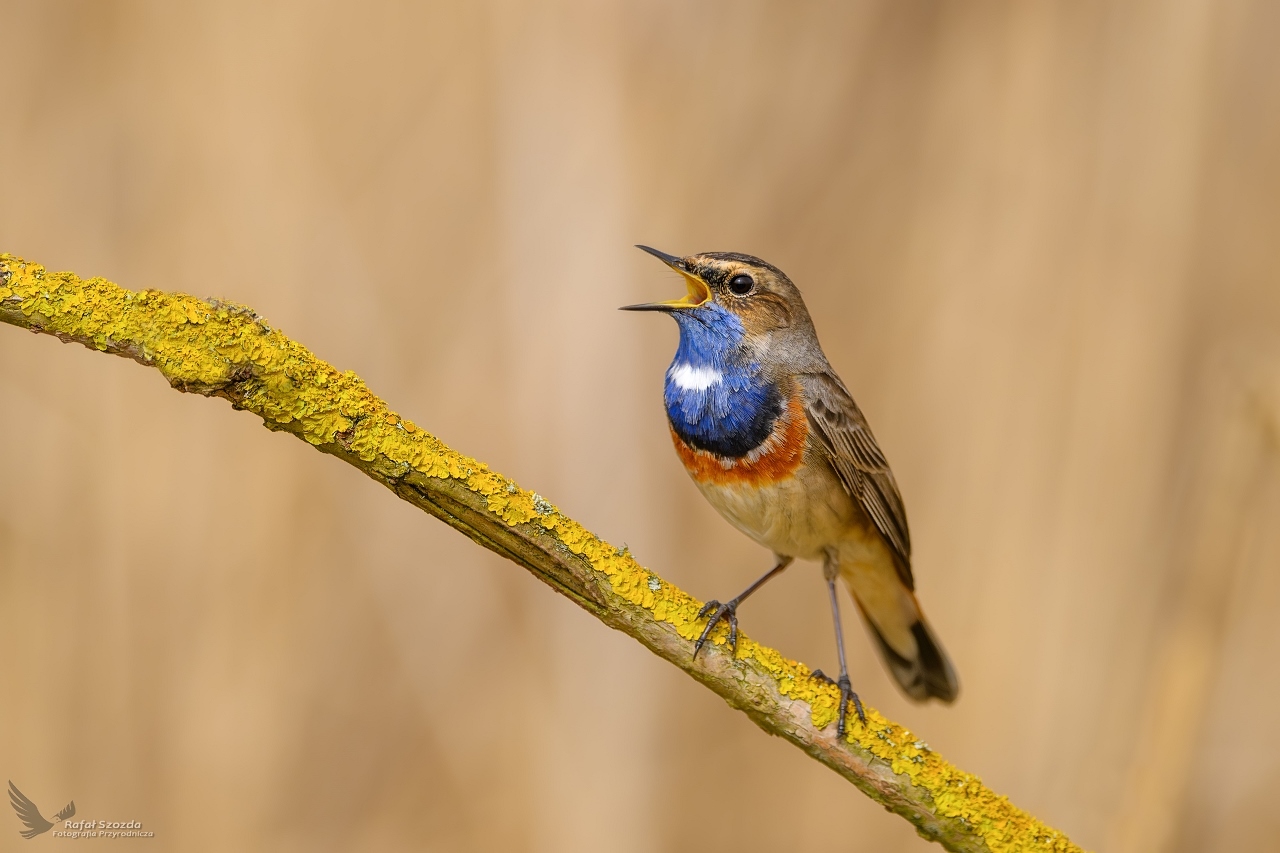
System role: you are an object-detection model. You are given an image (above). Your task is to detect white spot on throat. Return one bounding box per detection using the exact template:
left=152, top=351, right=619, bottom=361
left=667, top=362, right=723, bottom=391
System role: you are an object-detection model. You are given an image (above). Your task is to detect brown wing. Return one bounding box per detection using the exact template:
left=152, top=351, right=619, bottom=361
left=801, top=371, right=914, bottom=589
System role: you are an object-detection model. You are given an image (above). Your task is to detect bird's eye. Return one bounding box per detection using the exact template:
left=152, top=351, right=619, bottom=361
left=728, top=274, right=754, bottom=296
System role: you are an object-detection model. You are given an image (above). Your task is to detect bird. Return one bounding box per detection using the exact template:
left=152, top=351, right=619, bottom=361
left=622, top=246, right=958, bottom=735
left=8, top=781, right=75, bottom=839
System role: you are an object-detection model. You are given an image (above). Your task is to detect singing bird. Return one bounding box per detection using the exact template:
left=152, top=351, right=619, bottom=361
left=623, top=247, right=958, bottom=734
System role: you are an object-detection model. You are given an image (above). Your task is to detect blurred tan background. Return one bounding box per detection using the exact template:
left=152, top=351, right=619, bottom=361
left=2, top=2, right=1279, bottom=851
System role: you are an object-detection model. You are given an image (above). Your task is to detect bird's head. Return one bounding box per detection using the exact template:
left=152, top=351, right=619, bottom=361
left=622, top=246, right=819, bottom=366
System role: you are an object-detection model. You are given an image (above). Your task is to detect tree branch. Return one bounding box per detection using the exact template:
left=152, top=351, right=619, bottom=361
left=0, top=253, right=1082, bottom=853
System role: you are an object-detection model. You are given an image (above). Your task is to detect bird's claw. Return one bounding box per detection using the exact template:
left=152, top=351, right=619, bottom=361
left=693, top=599, right=739, bottom=660
left=836, top=674, right=866, bottom=737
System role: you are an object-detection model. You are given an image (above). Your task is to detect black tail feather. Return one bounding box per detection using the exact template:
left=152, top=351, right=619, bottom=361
left=866, top=618, right=959, bottom=703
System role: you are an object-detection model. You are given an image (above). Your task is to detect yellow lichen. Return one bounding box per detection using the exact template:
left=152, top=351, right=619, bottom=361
left=0, top=254, right=1083, bottom=853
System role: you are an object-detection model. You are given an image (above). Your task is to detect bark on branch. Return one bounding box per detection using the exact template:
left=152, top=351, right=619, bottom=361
left=0, top=253, right=1082, bottom=853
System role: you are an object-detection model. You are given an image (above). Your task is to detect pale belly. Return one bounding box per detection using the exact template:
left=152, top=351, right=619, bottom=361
left=692, top=451, right=860, bottom=561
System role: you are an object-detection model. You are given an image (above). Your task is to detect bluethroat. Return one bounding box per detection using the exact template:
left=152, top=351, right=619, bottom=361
left=623, top=246, right=959, bottom=735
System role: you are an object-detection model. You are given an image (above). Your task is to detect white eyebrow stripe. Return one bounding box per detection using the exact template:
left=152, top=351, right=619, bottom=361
left=668, top=363, right=723, bottom=391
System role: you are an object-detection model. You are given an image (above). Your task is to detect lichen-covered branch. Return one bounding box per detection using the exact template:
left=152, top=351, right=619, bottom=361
left=0, top=253, right=1082, bottom=853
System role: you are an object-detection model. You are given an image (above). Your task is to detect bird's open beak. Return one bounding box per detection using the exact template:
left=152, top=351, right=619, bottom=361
left=620, top=245, right=713, bottom=312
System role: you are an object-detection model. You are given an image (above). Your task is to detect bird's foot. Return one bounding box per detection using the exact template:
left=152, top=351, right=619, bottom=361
left=811, top=669, right=835, bottom=685
left=836, top=674, right=866, bottom=737
left=693, top=599, right=740, bottom=660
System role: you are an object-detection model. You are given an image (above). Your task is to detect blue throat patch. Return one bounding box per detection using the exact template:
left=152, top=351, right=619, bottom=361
left=664, top=304, right=782, bottom=459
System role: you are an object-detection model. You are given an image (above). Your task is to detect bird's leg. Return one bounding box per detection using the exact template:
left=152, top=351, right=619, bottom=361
left=824, top=560, right=866, bottom=737
left=693, top=555, right=794, bottom=660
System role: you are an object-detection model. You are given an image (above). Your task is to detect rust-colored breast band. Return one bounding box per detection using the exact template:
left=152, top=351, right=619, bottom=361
left=672, top=391, right=808, bottom=487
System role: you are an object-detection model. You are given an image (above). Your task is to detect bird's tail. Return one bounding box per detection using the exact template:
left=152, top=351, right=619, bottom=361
left=842, top=564, right=959, bottom=703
